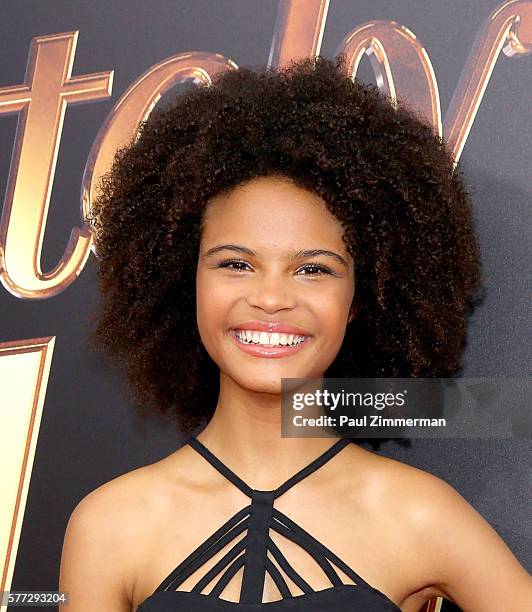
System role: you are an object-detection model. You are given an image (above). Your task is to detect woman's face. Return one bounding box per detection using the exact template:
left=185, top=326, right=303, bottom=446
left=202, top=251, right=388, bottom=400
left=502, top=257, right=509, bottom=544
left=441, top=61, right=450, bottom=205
left=196, top=175, right=355, bottom=395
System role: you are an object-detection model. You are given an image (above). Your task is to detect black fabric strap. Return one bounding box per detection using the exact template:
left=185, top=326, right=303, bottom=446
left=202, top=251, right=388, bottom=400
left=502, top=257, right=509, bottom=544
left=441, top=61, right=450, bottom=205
left=155, top=506, right=250, bottom=591
left=272, top=438, right=351, bottom=498
left=187, top=436, right=254, bottom=497
left=186, top=436, right=352, bottom=500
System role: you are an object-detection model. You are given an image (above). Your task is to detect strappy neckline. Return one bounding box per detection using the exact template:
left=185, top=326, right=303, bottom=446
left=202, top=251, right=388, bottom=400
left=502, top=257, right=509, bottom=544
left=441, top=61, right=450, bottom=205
left=140, top=434, right=403, bottom=610
left=185, top=436, right=352, bottom=500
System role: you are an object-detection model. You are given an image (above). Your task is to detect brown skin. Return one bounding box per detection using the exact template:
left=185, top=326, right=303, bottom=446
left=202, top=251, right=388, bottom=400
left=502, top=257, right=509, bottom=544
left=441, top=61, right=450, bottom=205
left=195, top=175, right=355, bottom=459
left=59, top=177, right=532, bottom=611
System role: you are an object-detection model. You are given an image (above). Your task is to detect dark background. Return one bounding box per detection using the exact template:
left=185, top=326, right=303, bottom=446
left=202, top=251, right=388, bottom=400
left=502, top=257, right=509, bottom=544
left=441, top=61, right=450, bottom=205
left=1, top=1, right=530, bottom=610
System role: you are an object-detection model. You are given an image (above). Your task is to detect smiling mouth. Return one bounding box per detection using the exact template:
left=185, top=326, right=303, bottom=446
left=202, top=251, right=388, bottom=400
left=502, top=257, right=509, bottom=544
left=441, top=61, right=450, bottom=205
left=228, top=329, right=312, bottom=358
left=234, top=329, right=308, bottom=347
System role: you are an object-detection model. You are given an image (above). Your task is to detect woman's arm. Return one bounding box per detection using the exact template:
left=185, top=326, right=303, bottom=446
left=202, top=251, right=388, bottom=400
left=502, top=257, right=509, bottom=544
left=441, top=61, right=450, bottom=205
left=59, top=488, right=134, bottom=611
left=416, top=474, right=532, bottom=611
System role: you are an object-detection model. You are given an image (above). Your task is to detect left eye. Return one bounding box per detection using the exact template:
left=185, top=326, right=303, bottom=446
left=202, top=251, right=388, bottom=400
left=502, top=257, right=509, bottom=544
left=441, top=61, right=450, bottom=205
left=297, top=263, right=332, bottom=276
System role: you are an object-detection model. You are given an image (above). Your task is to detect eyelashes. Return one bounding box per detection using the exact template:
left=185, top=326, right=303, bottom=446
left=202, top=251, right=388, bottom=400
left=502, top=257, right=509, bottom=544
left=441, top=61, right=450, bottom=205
left=214, top=258, right=336, bottom=277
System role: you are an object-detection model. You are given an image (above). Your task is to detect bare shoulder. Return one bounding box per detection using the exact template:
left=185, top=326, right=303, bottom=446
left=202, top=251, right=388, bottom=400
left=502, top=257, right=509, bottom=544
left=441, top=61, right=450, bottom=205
left=357, top=445, right=455, bottom=520
left=357, top=446, right=532, bottom=611
left=59, top=456, right=176, bottom=611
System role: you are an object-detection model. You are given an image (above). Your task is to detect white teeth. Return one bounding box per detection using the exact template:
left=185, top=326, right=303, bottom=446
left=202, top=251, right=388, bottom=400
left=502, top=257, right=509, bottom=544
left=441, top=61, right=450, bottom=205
left=234, top=330, right=307, bottom=347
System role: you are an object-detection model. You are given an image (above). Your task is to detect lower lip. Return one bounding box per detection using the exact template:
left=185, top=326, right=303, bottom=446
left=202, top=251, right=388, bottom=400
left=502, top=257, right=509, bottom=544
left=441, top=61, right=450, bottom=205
left=229, top=330, right=311, bottom=358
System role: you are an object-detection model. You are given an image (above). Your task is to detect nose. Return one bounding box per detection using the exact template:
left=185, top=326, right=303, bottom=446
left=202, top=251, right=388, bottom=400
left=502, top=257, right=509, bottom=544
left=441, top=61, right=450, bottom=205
left=245, top=271, right=297, bottom=314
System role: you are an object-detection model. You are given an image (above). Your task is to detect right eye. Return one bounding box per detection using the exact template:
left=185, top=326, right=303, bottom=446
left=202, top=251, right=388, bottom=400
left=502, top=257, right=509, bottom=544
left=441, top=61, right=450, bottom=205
left=215, top=259, right=252, bottom=272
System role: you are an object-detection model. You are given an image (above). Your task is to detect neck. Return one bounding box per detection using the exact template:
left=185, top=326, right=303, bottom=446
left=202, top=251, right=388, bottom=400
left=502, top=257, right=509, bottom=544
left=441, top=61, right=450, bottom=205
left=195, top=372, right=340, bottom=491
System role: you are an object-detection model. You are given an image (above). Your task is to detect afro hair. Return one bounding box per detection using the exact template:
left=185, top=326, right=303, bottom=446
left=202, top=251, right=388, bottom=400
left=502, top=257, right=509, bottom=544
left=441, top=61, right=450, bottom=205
left=86, top=54, right=483, bottom=437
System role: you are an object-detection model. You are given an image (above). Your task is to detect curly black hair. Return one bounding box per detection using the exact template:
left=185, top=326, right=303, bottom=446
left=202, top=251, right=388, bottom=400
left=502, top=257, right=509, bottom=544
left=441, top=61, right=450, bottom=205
left=86, top=54, right=483, bottom=437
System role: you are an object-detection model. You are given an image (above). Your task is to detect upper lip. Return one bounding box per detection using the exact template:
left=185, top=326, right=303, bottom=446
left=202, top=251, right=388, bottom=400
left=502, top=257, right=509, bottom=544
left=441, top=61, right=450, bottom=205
left=231, top=321, right=312, bottom=336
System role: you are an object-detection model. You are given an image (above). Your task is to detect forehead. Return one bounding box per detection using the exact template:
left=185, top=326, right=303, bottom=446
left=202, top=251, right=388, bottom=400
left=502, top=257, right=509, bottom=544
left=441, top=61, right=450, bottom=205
left=201, top=176, right=347, bottom=251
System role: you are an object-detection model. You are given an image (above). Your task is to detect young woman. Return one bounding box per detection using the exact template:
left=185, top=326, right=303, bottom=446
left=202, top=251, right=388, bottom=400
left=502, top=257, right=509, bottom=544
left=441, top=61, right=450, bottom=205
left=59, top=56, right=531, bottom=611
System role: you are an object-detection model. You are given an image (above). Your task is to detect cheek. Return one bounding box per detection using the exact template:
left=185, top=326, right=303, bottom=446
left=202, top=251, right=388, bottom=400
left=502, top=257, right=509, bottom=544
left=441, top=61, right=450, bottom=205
left=196, top=271, right=215, bottom=334
left=309, top=289, right=353, bottom=367
left=195, top=270, right=234, bottom=344
left=312, top=285, right=352, bottom=336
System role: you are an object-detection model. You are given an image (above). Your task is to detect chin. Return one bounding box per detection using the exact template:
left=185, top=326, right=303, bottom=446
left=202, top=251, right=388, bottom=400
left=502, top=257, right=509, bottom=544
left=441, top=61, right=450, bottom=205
left=248, top=382, right=283, bottom=396
left=235, top=372, right=283, bottom=394
left=232, top=363, right=319, bottom=395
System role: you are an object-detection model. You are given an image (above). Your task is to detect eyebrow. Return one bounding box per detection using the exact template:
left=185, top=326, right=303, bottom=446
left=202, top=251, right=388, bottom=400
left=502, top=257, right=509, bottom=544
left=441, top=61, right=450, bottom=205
left=203, top=244, right=349, bottom=267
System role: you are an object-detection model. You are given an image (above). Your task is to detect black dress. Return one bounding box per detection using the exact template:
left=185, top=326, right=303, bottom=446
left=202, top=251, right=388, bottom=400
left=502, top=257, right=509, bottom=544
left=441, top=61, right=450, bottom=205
left=137, top=436, right=401, bottom=611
